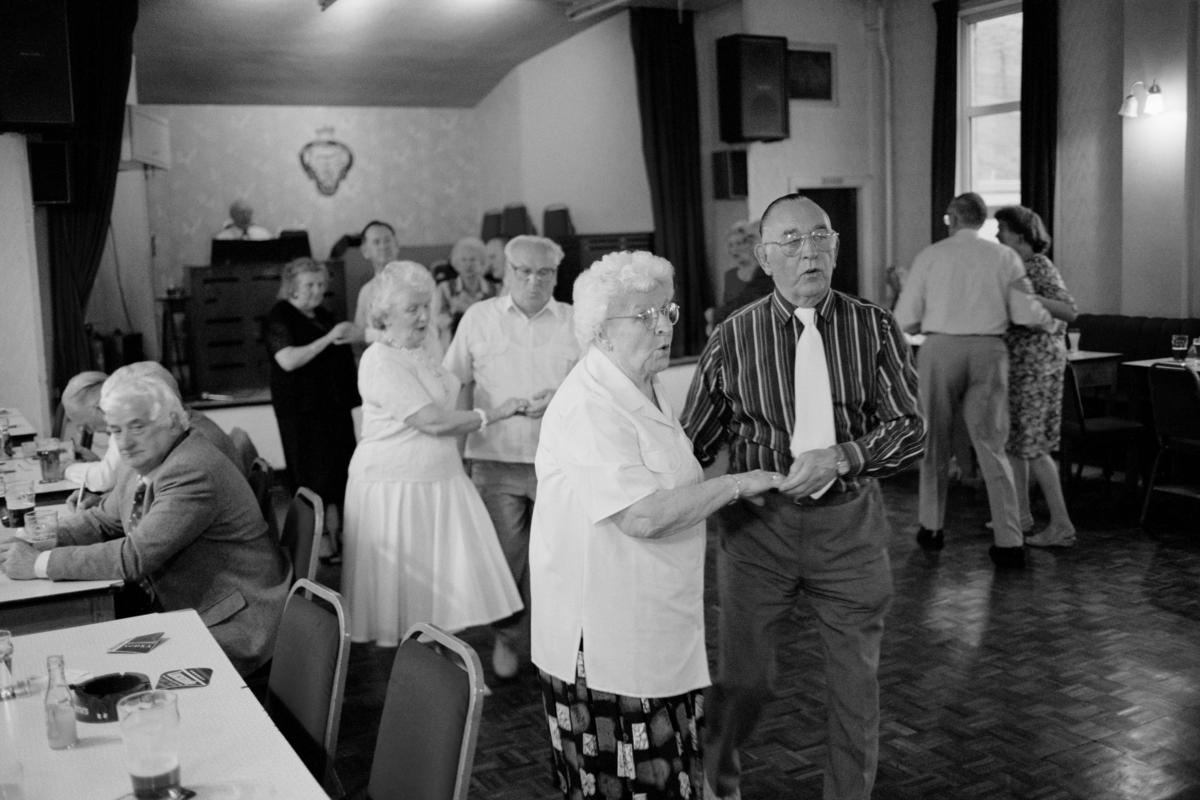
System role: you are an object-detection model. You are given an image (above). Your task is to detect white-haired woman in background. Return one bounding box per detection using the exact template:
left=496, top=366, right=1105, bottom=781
left=530, top=251, right=782, bottom=800
left=434, top=235, right=495, bottom=348
left=341, top=261, right=524, bottom=647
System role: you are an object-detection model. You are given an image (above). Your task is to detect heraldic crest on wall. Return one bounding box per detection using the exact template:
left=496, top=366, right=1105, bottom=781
left=299, top=127, right=354, bottom=195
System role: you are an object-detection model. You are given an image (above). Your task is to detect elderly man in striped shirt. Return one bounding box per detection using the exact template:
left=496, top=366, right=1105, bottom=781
left=683, top=193, right=925, bottom=800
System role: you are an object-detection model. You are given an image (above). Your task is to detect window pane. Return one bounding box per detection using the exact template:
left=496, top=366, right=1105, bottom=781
left=970, top=111, right=1020, bottom=209
left=970, top=13, right=1022, bottom=106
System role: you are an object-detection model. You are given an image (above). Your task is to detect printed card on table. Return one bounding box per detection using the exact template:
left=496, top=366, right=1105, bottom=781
left=156, top=668, right=213, bottom=690
left=108, top=632, right=166, bottom=654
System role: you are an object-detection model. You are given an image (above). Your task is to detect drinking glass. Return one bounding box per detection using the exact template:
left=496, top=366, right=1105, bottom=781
left=0, top=757, right=22, bottom=800
left=3, top=482, right=34, bottom=530
left=117, top=690, right=182, bottom=800
left=34, top=438, right=64, bottom=483
left=0, top=631, right=13, bottom=693
left=24, top=509, right=57, bottom=550
left=1067, top=329, right=1081, bottom=354
left=1171, top=334, right=1189, bottom=362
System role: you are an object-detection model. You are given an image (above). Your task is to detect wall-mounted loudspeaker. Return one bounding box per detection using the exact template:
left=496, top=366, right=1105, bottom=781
left=0, top=0, right=74, bottom=130
left=28, top=141, right=72, bottom=204
left=712, top=150, right=748, bottom=200
left=716, top=34, right=788, bottom=143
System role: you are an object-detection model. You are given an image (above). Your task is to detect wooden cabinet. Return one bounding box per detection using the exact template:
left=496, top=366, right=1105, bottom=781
left=552, top=232, right=654, bottom=303
left=185, top=261, right=347, bottom=395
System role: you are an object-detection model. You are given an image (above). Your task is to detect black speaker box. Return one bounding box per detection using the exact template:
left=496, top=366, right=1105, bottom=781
left=712, top=150, right=748, bottom=199
left=0, top=0, right=74, bottom=130
left=717, top=34, right=788, bottom=143
left=28, top=140, right=71, bottom=204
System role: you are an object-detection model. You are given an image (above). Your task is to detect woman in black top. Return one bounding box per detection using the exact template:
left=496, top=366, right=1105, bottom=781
left=266, top=257, right=360, bottom=559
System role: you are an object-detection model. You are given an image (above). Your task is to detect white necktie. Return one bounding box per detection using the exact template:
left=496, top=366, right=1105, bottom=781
left=791, top=307, right=836, bottom=498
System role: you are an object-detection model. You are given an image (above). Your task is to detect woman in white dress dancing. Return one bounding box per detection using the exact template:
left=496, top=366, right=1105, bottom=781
left=342, top=260, right=525, bottom=646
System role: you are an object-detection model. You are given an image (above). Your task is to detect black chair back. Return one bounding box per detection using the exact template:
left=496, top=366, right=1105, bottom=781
left=1062, top=363, right=1086, bottom=431
left=248, top=457, right=278, bottom=540
left=1147, top=364, right=1200, bottom=442
left=366, top=623, right=484, bottom=800
left=281, top=487, right=323, bottom=586
left=266, top=578, right=349, bottom=794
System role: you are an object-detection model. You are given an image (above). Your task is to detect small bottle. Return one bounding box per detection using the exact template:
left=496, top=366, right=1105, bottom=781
left=1186, top=338, right=1200, bottom=374
left=44, top=655, right=77, bottom=750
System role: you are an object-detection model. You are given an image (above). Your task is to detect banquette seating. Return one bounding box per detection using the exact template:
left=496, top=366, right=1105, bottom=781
left=1073, top=314, right=1200, bottom=360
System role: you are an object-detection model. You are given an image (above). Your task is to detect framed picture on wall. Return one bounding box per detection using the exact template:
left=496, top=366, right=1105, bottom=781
left=787, top=44, right=836, bottom=103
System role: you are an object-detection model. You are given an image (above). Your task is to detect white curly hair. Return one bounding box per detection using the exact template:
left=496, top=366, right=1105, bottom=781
left=571, top=250, right=674, bottom=350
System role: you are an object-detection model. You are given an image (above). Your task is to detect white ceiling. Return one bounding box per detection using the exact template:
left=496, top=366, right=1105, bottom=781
left=133, top=0, right=732, bottom=108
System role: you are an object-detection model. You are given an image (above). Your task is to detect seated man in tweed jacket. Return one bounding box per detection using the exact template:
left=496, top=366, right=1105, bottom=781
left=1, top=368, right=289, bottom=676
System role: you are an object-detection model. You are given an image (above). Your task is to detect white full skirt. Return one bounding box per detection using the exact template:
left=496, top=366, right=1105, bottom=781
left=342, top=472, right=524, bottom=647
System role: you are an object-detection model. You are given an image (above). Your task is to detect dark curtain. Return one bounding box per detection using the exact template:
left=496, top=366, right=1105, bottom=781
left=47, top=0, right=138, bottom=392
left=1020, top=0, right=1058, bottom=235
left=930, top=0, right=959, bottom=243
left=629, top=8, right=711, bottom=357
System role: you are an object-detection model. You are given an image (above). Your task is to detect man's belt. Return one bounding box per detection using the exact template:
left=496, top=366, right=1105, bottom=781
left=789, top=477, right=866, bottom=507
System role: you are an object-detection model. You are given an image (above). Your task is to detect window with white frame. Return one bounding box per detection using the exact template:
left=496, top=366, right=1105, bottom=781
left=959, top=2, right=1022, bottom=238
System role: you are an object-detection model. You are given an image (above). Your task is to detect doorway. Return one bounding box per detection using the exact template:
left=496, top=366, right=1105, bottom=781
left=794, top=187, right=859, bottom=297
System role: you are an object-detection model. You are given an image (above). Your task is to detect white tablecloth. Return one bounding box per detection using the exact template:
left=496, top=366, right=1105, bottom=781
left=1, top=610, right=326, bottom=799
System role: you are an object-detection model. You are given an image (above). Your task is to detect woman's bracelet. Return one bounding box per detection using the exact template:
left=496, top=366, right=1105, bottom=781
left=473, top=408, right=489, bottom=430
left=728, top=474, right=743, bottom=505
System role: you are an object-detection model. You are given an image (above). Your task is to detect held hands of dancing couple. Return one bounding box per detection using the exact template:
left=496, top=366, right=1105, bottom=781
left=728, top=442, right=844, bottom=507
left=778, top=444, right=846, bottom=498
left=483, top=390, right=553, bottom=421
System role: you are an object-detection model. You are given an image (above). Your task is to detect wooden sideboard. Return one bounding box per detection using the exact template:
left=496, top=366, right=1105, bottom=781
left=185, top=261, right=348, bottom=395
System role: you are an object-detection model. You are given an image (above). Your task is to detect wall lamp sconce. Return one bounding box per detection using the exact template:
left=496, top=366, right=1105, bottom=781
left=1119, top=80, right=1164, bottom=118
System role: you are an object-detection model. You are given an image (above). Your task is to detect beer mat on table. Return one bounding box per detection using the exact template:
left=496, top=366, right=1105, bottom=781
left=116, top=790, right=195, bottom=800
left=108, top=632, right=166, bottom=654
left=156, top=668, right=213, bottom=689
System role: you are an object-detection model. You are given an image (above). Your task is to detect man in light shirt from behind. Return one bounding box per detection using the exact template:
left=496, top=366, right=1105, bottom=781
left=894, top=191, right=1054, bottom=569
left=443, top=235, right=580, bottom=678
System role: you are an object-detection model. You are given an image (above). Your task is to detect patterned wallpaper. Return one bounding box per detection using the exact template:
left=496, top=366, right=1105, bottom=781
left=142, top=105, right=480, bottom=293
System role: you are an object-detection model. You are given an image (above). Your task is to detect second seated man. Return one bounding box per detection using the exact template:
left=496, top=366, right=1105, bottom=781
left=443, top=235, right=580, bottom=678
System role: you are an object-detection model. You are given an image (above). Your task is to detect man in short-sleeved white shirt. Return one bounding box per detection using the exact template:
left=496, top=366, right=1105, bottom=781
left=352, top=220, right=400, bottom=353
left=443, top=235, right=579, bottom=678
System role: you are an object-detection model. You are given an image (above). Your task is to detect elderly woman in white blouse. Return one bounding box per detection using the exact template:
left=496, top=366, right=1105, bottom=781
left=341, top=260, right=524, bottom=647
left=530, top=250, right=782, bottom=800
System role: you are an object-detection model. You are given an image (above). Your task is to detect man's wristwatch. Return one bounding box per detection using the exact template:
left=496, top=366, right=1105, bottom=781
left=835, top=454, right=850, bottom=476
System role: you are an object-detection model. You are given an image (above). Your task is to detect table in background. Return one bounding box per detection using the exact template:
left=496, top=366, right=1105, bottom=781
left=1, top=609, right=326, bottom=800
left=0, top=507, right=122, bottom=635
left=1119, top=357, right=1197, bottom=425
left=1068, top=351, right=1126, bottom=418
left=1067, top=349, right=1124, bottom=391
left=0, top=408, right=37, bottom=444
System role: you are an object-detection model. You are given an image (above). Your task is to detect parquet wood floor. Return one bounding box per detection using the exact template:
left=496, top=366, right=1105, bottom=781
left=308, top=470, right=1200, bottom=800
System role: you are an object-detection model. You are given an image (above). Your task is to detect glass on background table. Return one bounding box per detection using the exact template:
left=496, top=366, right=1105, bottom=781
left=0, top=409, right=37, bottom=451
left=0, top=610, right=326, bottom=800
